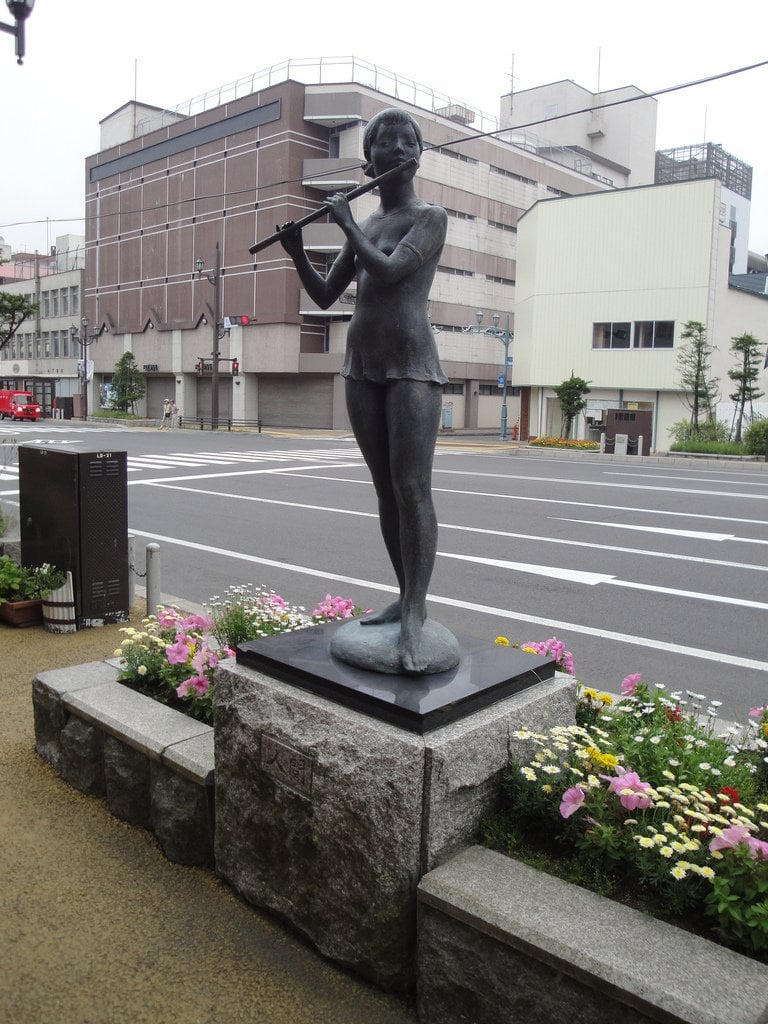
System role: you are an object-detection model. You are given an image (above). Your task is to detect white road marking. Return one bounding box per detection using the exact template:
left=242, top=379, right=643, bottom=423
left=128, top=528, right=768, bottom=674
left=553, top=518, right=735, bottom=542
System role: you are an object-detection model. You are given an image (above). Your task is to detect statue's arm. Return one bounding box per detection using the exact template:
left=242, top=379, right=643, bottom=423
left=280, top=228, right=356, bottom=309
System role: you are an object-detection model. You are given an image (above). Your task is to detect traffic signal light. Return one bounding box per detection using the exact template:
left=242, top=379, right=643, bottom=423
left=224, top=315, right=250, bottom=329
left=232, top=359, right=239, bottom=376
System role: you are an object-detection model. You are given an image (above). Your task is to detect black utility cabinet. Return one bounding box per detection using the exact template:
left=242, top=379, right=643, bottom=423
left=20, top=447, right=129, bottom=627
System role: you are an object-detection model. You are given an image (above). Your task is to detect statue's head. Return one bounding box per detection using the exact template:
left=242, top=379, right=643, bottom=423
left=362, top=108, right=424, bottom=178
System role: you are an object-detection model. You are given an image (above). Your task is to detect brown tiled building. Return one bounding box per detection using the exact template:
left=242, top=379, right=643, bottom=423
left=85, top=60, right=614, bottom=429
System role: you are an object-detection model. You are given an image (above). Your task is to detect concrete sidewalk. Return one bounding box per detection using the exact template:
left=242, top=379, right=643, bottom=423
left=0, top=611, right=416, bottom=1024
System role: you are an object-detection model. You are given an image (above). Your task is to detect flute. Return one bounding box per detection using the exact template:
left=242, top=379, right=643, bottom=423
left=248, top=158, right=418, bottom=255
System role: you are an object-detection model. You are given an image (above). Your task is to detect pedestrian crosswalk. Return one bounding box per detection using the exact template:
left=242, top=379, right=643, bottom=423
left=0, top=446, right=366, bottom=481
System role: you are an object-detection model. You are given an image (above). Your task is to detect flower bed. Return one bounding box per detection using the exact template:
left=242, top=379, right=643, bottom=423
left=528, top=436, right=599, bottom=451
left=482, top=644, right=768, bottom=960
left=115, top=586, right=369, bottom=723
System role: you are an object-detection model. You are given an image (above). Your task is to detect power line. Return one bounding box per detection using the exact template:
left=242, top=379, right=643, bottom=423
left=2, top=57, right=767, bottom=236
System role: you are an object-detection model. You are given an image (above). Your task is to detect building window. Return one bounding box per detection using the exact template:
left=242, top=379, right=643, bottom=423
left=437, top=265, right=474, bottom=277
left=486, top=275, right=515, bottom=286
left=593, top=321, right=675, bottom=349
left=445, top=208, right=476, bottom=221
left=478, top=383, right=521, bottom=396
left=52, top=331, right=60, bottom=357
left=434, top=146, right=478, bottom=165
left=61, top=289, right=69, bottom=316
left=593, top=322, right=631, bottom=349
left=546, top=185, right=570, bottom=197
left=489, top=220, right=517, bottom=233
left=41, top=291, right=49, bottom=317
left=70, top=286, right=79, bottom=315
left=52, top=290, right=59, bottom=316
left=442, top=382, right=464, bottom=395
left=490, top=165, right=537, bottom=187
left=634, top=321, right=674, bottom=349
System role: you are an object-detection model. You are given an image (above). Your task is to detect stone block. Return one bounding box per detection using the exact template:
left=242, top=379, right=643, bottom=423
left=417, top=846, right=768, bottom=1024
left=103, top=735, right=152, bottom=827
left=151, top=763, right=214, bottom=867
left=59, top=716, right=105, bottom=797
left=213, top=660, right=575, bottom=993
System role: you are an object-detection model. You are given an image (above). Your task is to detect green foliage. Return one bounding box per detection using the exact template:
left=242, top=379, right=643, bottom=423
left=109, top=352, right=146, bottom=413
left=728, top=334, right=765, bottom=442
left=0, top=555, right=65, bottom=604
left=552, top=374, right=591, bottom=438
left=668, top=418, right=747, bottom=455
left=676, top=321, right=719, bottom=431
left=744, top=418, right=768, bottom=456
left=705, top=846, right=768, bottom=953
left=0, top=291, right=38, bottom=351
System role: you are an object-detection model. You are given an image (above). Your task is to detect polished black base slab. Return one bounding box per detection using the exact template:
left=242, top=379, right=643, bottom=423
left=236, top=621, right=556, bottom=734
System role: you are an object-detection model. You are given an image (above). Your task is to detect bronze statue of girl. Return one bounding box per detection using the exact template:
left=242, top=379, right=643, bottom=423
left=280, top=108, right=459, bottom=675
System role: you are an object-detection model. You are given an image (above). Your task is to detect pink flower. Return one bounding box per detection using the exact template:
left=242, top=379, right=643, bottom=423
left=166, top=637, right=192, bottom=665
left=709, top=824, right=752, bottom=853
left=621, top=673, right=642, bottom=697
left=180, top=613, right=212, bottom=631
left=176, top=675, right=209, bottom=698
left=157, top=608, right=180, bottom=628
left=710, top=825, right=768, bottom=860
left=603, top=766, right=652, bottom=811
left=748, top=837, right=768, bottom=861
left=749, top=706, right=766, bottom=719
left=559, top=785, right=586, bottom=819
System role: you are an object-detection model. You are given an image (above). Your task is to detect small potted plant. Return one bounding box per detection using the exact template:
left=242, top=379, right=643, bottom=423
left=0, top=555, right=66, bottom=627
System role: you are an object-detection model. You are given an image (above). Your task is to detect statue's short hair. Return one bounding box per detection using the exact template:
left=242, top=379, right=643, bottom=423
left=362, top=108, right=423, bottom=177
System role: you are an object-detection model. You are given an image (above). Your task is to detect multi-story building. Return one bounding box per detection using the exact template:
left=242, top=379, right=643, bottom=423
left=515, top=177, right=768, bottom=449
left=0, top=235, right=86, bottom=415
left=84, top=58, right=616, bottom=429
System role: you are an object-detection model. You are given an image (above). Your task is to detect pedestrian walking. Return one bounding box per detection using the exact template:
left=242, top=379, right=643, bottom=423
left=159, top=398, right=172, bottom=429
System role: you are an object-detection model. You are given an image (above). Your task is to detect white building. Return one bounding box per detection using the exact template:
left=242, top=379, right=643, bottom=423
left=515, top=177, right=768, bottom=450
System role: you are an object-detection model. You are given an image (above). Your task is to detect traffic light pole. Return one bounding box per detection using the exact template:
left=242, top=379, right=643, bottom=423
left=211, top=242, right=222, bottom=429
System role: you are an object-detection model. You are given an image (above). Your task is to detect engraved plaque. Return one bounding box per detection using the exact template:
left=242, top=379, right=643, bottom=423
left=260, top=735, right=315, bottom=798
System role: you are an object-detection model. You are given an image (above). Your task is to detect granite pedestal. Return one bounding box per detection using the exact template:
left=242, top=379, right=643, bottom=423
left=213, top=624, right=576, bottom=992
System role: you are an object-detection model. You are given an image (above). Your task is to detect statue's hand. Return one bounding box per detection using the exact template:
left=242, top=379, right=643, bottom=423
left=325, top=193, right=354, bottom=230
left=278, top=222, right=304, bottom=258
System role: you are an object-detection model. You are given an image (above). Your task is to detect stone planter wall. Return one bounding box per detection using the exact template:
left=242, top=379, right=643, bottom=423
left=416, top=846, right=768, bottom=1024
left=33, top=661, right=215, bottom=866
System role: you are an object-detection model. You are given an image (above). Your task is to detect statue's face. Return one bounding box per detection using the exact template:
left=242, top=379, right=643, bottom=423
left=368, top=122, right=421, bottom=177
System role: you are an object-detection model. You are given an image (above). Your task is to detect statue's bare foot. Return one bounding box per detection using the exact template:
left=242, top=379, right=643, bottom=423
left=361, top=600, right=402, bottom=626
left=399, top=614, right=431, bottom=674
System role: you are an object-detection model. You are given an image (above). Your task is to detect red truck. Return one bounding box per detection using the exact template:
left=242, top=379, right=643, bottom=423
left=0, top=390, right=41, bottom=420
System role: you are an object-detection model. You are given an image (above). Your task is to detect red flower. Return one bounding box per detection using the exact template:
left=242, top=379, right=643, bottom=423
left=665, top=705, right=682, bottom=723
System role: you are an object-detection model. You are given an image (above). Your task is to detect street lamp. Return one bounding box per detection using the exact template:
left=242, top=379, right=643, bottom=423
left=463, top=310, right=513, bottom=440
left=0, top=0, right=35, bottom=65
left=71, top=315, right=90, bottom=419
left=195, top=245, right=223, bottom=429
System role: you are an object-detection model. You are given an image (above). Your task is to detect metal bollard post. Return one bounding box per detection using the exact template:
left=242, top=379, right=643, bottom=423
left=145, top=543, right=161, bottom=616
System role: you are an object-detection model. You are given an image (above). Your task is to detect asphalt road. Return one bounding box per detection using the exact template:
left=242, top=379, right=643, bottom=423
left=2, top=419, right=767, bottom=724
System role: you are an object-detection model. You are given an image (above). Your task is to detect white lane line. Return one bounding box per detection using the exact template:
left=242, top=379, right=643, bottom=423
left=434, top=467, right=768, bottom=501
left=605, top=471, right=768, bottom=487
left=439, top=551, right=768, bottom=612
left=553, top=518, right=735, bottom=542
left=128, top=528, right=768, bottom=673
left=283, top=471, right=768, bottom=527
left=147, top=481, right=768, bottom=575
left=127, top=461, right=365, bottom=485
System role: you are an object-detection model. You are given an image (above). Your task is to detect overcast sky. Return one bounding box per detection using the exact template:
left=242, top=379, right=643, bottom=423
left=1, top=1, right=766, bottom=258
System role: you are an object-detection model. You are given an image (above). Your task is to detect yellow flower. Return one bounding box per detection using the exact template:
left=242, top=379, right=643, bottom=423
left=114, top=649, right=123, bottom=657
left=137, top=665, right=148, bottom=676
left=659, top=846, right=674, bottom=858
left=585, top=747, right=619, bottom=769
left=581, top=688, right=599, bottom=701
left=696, top=866, right=716, bottom=880
left=520, top=645, right=536, bottom=654
left=635, top=836, right=655, bottom=849
left=670, top=865, right=688, bottom=880
left=541, top=784, right=553, bottom=794
left=495, top=636, right=510, bottom=646
left=598, top=693, right=614, bottom=705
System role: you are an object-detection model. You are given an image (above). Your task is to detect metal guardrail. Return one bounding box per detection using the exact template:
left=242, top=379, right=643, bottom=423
left=177, top=416, right=262, bottom=432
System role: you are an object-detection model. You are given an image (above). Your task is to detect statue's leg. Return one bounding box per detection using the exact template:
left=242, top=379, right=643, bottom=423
left=385, top=380, right=441, bottom=672
left=345, top=379, right=404, bottom=623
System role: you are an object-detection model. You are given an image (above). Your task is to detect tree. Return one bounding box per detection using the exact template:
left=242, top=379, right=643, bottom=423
left=0, top=292, right=37, bottom=352
left=727, top=332, right=765, bottom=442
left=553, top=374, right=591, bottom=438
left=676, top=321, right=719, bottom=433
left=109, top=352, right=145, bottom=413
